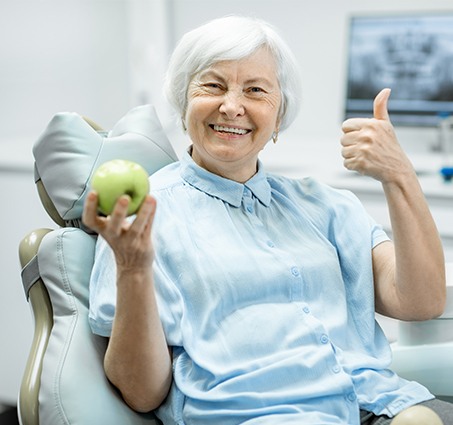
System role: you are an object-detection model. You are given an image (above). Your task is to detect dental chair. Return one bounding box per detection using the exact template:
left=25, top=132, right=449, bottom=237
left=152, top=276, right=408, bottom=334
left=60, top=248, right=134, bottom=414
left=17, top=105, right=177, bottom=425
left=391, top=262, right=453, bottom=403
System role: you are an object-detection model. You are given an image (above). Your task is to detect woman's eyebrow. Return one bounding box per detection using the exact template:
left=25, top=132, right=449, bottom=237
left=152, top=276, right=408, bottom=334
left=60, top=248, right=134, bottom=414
left=198, top=70, right=224, bottom=81
left=198, top=70, right=275, bottom=88
left=244, top=77, right=275, bottom=88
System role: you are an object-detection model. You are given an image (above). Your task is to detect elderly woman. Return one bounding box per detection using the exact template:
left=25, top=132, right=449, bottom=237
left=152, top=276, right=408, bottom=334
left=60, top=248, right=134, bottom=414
left=84, top=16, right=452, bottom=425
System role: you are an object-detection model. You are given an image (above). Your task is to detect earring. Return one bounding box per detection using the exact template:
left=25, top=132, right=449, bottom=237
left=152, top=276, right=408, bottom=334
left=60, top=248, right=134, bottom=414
left=272, top=130, right=279, bottom=144
left=182, top=117, right=187, bottom=132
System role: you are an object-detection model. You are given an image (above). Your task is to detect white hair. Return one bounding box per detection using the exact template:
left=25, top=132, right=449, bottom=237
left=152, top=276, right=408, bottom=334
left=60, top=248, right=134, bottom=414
left=164, top=15, right=302, bottom=132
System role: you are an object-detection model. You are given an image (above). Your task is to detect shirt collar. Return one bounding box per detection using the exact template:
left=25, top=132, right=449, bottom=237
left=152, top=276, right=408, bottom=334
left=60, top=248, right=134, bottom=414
left=180, top=149, right=271, bottom=208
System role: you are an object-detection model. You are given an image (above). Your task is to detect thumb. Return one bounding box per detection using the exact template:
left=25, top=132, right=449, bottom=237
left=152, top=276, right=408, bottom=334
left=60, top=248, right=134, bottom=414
left=373, top=88, right=391, bottom=121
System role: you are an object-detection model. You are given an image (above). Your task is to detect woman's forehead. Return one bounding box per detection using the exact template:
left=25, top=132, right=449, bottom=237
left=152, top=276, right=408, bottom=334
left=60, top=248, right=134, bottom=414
left=197, top=49, right=279, bottom=84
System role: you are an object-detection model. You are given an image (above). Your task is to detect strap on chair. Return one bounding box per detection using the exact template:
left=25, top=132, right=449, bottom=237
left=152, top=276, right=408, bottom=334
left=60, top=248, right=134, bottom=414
left=21, top=255, right=41, bottom=301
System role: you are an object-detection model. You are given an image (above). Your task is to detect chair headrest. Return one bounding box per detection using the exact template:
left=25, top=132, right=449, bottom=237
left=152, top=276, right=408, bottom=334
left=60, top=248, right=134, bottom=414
left=33, top=105, right=177, bottom=225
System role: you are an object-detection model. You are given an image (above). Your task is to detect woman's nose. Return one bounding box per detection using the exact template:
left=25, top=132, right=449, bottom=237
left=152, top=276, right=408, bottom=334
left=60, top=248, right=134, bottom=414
left=219, top=92, right=245, bottom=119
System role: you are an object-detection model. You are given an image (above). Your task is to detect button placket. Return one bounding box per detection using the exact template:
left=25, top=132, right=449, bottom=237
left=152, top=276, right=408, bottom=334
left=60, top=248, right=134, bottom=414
left=242, top=187, right=254, bottom=214
left=289, top=265, right=303, bottom=301
left=297, top=303, right=347, bottom=381
left=240, top=189, right=277, bottom=253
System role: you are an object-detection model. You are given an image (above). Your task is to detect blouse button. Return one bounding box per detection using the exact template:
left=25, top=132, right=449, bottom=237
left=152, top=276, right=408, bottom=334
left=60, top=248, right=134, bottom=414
left=246, top=206, right=253, bottom=213
left=290, top=267, right=300, bottom=277
left=347, top=392, right=357, bottom=402
left=303, top=306, right=310, bottom=314
left=320, top=334, right=329, bottom=344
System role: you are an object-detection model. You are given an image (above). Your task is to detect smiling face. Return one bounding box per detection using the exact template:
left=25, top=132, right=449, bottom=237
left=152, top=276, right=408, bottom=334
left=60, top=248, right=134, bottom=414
left=185, top=47, right=282, bottom=182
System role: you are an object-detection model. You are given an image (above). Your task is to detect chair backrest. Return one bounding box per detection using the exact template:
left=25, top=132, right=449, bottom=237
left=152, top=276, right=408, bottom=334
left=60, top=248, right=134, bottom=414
left=18, top=105, right=177, bottom=425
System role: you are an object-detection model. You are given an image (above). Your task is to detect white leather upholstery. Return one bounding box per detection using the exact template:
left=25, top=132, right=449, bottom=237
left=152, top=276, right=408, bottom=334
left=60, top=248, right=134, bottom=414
left=36, top=228, right=157, bottom=424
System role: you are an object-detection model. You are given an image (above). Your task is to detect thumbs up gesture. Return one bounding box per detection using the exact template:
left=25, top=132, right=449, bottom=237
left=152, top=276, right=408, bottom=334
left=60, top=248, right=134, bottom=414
left=341, top=88, right=414, bottom=183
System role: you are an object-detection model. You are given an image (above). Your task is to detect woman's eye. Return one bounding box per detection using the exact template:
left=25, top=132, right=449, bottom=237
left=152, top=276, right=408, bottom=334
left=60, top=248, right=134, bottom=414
left=247, top=87, right=266, bottom=95
left=203, top=83, right=223, bottom=91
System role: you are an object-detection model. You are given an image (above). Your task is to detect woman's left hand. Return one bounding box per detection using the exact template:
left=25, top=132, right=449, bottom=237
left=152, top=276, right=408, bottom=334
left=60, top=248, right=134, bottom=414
left=340, top=88, right=415, bottom=183
left=341, top=88, right=446, bottom=321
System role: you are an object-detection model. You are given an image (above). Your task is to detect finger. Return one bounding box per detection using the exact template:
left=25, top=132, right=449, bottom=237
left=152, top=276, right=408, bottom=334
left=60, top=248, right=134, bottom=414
left=341, top=118, right=367, bottom=134
left=130, top=195, right=156, bottom=235
left=82, top=191, right=101, bottom=229
left=373, top=88, right=391, bottom=121
left=108, top=195, right=131, bottom=232
left=340, top=132, right=357, bottom=147
left=343, top=157, right=360, bottom=173
left=341, top=145, right=356, bottom=160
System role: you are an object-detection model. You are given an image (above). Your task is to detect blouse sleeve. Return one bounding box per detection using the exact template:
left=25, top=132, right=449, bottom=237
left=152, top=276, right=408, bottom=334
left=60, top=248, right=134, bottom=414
left=88, top=236, right=117, bottom=337
left=88, top=204, right=185, bottom=347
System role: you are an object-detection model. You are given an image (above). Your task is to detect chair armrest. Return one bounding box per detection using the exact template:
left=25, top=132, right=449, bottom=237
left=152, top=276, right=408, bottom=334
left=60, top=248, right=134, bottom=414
left=18, top=228, right=53, bottom=425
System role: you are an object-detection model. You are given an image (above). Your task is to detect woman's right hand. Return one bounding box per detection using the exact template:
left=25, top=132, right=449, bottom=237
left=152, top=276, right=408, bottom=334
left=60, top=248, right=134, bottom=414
left=82, top=191, right=157, bottom=271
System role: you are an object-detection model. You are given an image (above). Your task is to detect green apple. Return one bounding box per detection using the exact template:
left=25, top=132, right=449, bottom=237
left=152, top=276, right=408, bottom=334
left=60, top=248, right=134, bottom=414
left=91, top=159, right=150, bottom=216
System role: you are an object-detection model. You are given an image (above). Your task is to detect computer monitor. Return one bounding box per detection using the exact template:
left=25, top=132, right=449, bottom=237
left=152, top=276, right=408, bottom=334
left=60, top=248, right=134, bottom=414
left=344, top=12, right=453, bottom=127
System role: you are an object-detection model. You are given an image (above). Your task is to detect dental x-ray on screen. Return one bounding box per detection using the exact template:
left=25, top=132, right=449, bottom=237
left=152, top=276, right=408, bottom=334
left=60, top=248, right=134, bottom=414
left=345, top=13, right=453, bottom=126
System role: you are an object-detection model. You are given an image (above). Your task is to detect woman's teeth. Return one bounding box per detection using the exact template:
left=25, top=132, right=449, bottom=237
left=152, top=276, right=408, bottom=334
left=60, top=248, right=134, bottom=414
left=212, top=124, right=249, bottom=135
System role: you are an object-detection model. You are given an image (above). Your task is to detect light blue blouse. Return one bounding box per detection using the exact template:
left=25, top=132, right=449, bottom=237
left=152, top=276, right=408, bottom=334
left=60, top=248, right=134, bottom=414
left=89, top=150, right=433, bottom=424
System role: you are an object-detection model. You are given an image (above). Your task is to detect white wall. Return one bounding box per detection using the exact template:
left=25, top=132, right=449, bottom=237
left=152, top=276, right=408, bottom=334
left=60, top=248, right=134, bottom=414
left=0, top=1, right=133, bottom=141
